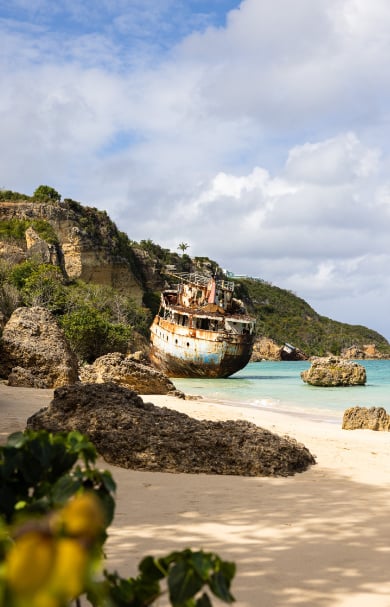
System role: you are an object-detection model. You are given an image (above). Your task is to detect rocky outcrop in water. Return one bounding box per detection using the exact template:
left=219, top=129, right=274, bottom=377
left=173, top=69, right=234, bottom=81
left=301, top=356, right=366, bottom=386
left=26, top=382, right=316, bottom=476
left=79, top=351, right=182, bottom=396
left=342, top=406, right=390, bottom=431
left=0, top=306, right=78, bottom=388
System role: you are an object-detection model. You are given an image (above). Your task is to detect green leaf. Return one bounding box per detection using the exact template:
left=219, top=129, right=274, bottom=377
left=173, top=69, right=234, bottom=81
left=168, top=561, right=203, bottom=605
left=139, top=556, right=166, bottom=581
left=196, top=593, right=213, bottom=607
left=189, top=552, right=214, bottom=581
left=51, top=474, right=82, bottom=505
left=66, top=431, right=97, bottom=463
left=100, top=470, right=117, bottom=494
left=219, top=560, right=236, bottom=584
left=6, top=432, right=26, bottom=448
left=209, top=571, right=235, bottom=603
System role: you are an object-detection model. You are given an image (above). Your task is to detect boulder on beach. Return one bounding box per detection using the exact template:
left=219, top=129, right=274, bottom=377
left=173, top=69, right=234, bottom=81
left=26, top=382, right=316, bottom=477
left=0, top=306, right=78, bottom=388
left=342, top=406, right=390, bottom=431
left=301, top=356, right=366, bottom=387
left=79, top=351, right=182, bottom=396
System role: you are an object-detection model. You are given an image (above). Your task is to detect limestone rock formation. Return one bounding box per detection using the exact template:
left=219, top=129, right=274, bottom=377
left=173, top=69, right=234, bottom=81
left=0, top=201, right=143, bottom=304
left=25, top=226, right=60, bottom=266
left=301, top=356, right=366, bottom=386
left=79, top=351, right=181, bottom=395
left=26, top=383, right=316, bottom=476
left=251, top=337, right=281, bottom=361
left=342, top=344, right=383, bottom=359
left=0, top=241, right=26, bottom=265
left=342, top=406, right=390, bottom=431
left=251, top=337, right=307, bottom=361
left=0, top=306, right=78, bottom=388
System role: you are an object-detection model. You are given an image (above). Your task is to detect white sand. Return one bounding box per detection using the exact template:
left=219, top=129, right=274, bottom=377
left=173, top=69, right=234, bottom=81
left=1, top=384, right=390, bottom=606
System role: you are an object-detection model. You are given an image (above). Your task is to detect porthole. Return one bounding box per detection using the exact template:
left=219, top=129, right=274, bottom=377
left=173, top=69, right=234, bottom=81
left=186, top=342, right=190, bottom=347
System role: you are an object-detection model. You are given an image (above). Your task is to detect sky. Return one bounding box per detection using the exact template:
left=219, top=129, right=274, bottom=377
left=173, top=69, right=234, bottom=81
left=2, top=1, right=390, bottom=339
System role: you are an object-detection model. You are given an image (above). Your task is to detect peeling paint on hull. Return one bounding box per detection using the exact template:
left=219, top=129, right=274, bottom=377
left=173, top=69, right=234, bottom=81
left=150, top=317, right=254, bottom=378
left=149, top=272, right=256, bottom=378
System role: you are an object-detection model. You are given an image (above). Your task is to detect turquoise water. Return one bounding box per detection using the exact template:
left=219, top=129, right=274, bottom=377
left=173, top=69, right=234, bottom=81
left=173, top=360, right=390, bottom=421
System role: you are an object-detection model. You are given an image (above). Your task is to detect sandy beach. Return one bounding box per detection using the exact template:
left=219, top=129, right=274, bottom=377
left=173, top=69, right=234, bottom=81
left=1, top=383, right=390, bottom=607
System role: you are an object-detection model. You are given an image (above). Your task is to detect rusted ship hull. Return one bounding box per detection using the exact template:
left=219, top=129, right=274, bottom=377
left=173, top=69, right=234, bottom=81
left=149, top=317, right=254, bottom=378
left=149, top=271, right=256, bottom=379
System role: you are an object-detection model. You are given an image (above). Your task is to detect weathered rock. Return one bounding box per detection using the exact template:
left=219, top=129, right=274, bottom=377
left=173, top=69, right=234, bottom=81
left=0, top=201, right=144, bottom=304
left=251, top=337, right=307, bottom=361
left=79, top=351, right=182, bottom=396
left=342, top=406, right=390, bottom=431
left=0, top=306, right=78, bottom=388
left=342, top=344, right=383, bottom=359
left=25, top=226, right=60, bottom=266
left=301, top=356, right=366, bottom=386
left=26, top=383, right=316, bottom=476
left=0, top=241, right=26, bottom=265
left=251, top=337, right=281, bottom=361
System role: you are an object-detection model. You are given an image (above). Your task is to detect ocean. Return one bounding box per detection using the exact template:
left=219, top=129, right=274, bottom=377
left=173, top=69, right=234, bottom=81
left=172, top=360, right=390, bottom=423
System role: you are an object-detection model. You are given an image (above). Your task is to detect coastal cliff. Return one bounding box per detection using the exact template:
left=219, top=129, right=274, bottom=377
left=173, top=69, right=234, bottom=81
left=1, top=190, right=390, bottom=360
left=0, top=200, right=144, bottom=304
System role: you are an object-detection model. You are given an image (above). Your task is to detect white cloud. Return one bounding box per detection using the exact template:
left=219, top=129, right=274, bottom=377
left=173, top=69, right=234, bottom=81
left=285, top=133, right=380, bottom=184
left=2, top=0, right=390, bottom=337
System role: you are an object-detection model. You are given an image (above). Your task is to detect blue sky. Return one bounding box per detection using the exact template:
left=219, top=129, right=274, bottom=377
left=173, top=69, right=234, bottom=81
left=2, top=0, right=390, bottom=339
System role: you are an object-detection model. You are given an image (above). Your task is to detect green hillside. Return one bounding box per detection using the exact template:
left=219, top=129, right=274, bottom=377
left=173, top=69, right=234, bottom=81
left=236, top=277, right=390, bottom=357
left=1, top=187, right=389, bottom=359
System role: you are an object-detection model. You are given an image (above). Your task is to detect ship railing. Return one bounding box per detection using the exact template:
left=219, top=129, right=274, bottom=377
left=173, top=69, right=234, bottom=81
left=166, top=271, right=235, bottom=292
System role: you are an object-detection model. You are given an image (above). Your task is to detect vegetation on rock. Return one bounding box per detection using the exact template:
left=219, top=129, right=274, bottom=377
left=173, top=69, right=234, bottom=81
left=0, top=258, right=151, bottom=363
left=237, top=277, right=390, bottom=358
left=0, top=218, right=58, bottom=245
left=0, top=429, right=236, bottom=606
left=1, top=187, right=389, bottom=359
left=0, top=189, right=31, bottom=201
left=33, top=184, right=62, bottom=202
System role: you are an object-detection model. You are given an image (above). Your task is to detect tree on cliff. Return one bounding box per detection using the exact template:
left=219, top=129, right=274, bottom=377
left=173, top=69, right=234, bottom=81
left=178, top=242, right=189, bottom=254
left=33, top=184, right=61, bottom=203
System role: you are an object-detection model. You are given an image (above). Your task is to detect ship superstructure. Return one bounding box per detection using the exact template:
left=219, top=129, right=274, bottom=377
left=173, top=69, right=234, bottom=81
left=149, top=272, right=256, bottom=378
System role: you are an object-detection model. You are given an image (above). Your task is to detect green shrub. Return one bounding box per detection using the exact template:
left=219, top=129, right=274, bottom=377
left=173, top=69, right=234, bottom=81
left=0, top=430, right=236, bottom=607
left=0, top=189, right=31, bottom=201
left=60, top=306, right=131, bottom=362
left=0, top=219, right=58, bottom=245
left=8, top=260, right=39, bottom=289
left=33, top=185, right=61, bottom=203
left=21, top=265, right=66, bottom=312
left=8, top=262, right=66, bottom=312
left=0, top=219, right=30, bottom=242
left=30, top=219, right=58, bottom=244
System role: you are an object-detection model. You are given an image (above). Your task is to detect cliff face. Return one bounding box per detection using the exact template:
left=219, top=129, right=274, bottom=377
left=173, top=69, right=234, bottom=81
left=0, top=201, right=143, bottom=304
left=2, top=198, right=390, bottom=360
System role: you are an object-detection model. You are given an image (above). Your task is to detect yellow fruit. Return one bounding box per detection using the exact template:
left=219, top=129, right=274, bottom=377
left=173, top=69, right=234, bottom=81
left=51, top=538, right=89, bottom=600
left=29, top=590, right=59, bottom=607
left=6, top=531, right=55, bottom=595
left=59, top=492, right=105, bottom=540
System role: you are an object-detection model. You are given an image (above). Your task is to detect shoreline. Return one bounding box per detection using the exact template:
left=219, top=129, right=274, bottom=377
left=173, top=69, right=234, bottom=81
left=184, top=392, right=344, bottom=425
left=1, top=384, right=390, bottom=606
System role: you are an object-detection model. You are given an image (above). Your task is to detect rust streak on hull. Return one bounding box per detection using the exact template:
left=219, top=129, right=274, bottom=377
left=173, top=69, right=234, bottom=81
left=149, top=272, right=256, bottom=379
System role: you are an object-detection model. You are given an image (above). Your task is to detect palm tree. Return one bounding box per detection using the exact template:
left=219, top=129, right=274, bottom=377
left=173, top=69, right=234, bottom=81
left=178, top=242, right=189, bottom=254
